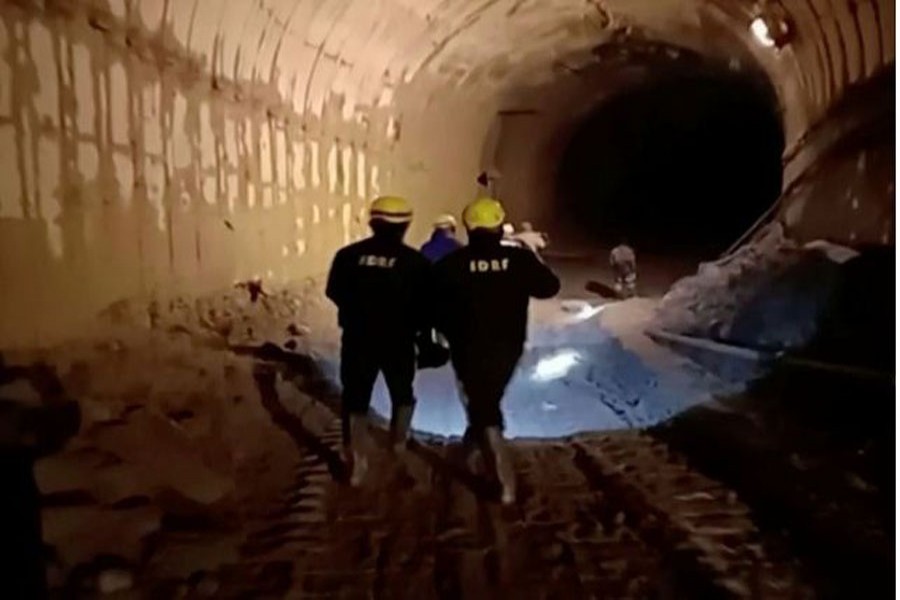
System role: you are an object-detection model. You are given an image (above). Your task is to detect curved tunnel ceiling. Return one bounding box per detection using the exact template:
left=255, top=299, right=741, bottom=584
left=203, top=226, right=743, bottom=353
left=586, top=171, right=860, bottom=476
left=128, top=0, right=893, bottom=229
left=134, top=0, right=893, bottom=144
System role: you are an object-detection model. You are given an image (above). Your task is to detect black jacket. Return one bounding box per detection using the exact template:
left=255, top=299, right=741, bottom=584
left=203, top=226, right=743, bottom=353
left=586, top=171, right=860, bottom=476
left=433, top=232, right=560, bottom=351
left=326, top=234, right=431, bottom=342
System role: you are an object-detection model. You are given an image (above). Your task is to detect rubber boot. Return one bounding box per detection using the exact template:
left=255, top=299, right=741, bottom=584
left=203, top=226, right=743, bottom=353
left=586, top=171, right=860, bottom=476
left=390, top=404, right=414, bottom=453
left=626, top=280, right=637, bottom=298
left=462, top=426, right=483, bottom=473
left=348, top=414, right=369, bottom=487
left=483, top=427, right=516, bottom=505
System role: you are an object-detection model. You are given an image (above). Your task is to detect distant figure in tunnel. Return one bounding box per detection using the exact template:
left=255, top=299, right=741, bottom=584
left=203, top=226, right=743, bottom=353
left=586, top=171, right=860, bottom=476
left=434, top=198, right=561, bottom=504
left=326, top=196, right=432, bottom=487
left=610, top=239, right=638, bottom=299
left=421, top=214, right=463, bottom=263
left=1, top=357, right=80, bottom=598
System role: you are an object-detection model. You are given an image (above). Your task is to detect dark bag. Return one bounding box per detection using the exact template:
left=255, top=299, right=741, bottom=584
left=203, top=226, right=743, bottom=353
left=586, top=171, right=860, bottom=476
left=416, top=331, right=450, bottom=369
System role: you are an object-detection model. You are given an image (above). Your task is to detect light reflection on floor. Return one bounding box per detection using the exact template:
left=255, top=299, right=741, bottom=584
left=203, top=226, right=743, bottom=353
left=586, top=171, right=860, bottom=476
left=362, top=299, right=744, bottom=439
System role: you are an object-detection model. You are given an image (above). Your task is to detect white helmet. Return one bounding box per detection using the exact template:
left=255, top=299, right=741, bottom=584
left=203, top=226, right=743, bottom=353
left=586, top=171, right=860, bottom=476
left=434, top=214, right=457, bottom=229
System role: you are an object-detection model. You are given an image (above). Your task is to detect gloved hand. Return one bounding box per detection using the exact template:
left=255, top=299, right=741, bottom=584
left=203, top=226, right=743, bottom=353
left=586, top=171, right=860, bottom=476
left=416, top=331, right=450, bottom=370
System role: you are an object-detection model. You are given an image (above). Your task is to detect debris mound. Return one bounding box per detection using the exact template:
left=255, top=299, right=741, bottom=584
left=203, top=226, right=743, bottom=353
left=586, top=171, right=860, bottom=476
left=653, top=223, right=855, bottom=352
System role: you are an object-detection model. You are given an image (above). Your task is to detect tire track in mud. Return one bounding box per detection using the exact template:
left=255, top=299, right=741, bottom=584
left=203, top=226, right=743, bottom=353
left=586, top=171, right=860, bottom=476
left=430, top=443, right=512, bottom=599
left=512, top=442, right=663, bottom=598
left=573, top=433, right=814, bottom=598
left=219, top=353, right=815, bottom=598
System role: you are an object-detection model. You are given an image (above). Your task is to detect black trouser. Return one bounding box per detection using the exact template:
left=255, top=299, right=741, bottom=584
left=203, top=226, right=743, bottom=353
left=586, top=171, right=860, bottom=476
left=612, top=263, right=637, bottom=297
left=1, top=450, right=46, bottom=599
left=452, top=344, right=522, bottom=433
left=340, top=332, right=416, bottom=443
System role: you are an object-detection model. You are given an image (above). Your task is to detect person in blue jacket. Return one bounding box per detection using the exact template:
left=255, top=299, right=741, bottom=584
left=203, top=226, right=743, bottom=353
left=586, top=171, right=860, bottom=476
left=421, top=214, right=463, bottom=263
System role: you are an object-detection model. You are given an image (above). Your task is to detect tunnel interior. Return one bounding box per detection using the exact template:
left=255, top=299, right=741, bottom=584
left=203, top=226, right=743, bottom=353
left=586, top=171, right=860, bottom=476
left=556, top=67, right=785, bottom=256
left=0, top=0, right=894, bottom=596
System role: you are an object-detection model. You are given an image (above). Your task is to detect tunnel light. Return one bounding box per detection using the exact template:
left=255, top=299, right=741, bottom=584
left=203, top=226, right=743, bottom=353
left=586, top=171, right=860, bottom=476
left=560, top=299, right=606, bottom=322
left=750, top=9, right=792, bottom=49
left=573, top=304, right=605, bottom=322
left=750, top=18, right=776, bottom=48
left=532, top=350, right=582, bottom=382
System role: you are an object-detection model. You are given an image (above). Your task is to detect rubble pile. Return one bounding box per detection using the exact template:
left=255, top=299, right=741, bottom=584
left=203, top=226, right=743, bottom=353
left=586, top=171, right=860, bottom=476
left=0, top=279, right=340, bottom=593
left=95, top=276, right=336, bottom=354
left=18, top=332, right=282, bottom=592
left=0, top=279, right=352, bottom=595
left=653, top=223, right=850, bottom=351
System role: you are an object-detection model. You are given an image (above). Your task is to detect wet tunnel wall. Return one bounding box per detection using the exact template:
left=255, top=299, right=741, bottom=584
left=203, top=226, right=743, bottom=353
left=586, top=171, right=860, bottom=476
left=0, top=0, right=895, bottom=348
left=777, top=69, right=895, bottom=247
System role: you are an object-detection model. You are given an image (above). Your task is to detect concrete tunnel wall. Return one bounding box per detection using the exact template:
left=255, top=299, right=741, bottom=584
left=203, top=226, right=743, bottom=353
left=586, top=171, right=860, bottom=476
left=0, top=0, right=894, bottom=349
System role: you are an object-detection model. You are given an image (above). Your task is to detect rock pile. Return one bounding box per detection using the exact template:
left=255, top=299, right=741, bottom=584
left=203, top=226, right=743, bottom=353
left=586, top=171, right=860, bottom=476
left=653, top=223, right=852, bottom=352
left=3, top=279, right=329, bottom=593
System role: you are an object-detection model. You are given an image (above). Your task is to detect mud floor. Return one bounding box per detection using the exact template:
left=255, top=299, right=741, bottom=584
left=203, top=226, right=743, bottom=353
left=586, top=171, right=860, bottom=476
left=0, top=276, right=890, bottom=598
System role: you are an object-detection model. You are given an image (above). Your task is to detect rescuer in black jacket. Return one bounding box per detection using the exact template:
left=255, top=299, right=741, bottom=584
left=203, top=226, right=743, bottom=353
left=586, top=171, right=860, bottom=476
left=326, top=195, right=433, bottom=486
left=433, top=197, right=560, bottom=504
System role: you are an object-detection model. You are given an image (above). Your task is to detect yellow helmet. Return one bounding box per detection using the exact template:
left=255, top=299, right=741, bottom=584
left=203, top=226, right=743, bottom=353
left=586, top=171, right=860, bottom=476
left=463, top=197, right=505, bottom=230
left=369, top=195, right=413, bottom=224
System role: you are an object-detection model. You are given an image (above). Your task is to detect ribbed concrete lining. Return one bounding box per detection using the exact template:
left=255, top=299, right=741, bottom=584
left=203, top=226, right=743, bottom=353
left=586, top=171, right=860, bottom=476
left=0, top=0, right=892, bottom=347
left=8, top=1, right=891, bottom=140
left=185, top=0, right=892, bottom=145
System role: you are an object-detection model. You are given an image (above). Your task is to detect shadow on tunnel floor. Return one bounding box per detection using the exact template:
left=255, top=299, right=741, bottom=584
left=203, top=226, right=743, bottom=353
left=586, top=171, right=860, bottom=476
left=650, top=360, right=894, bottom=598
left=235, top=342, right=500, bottom=502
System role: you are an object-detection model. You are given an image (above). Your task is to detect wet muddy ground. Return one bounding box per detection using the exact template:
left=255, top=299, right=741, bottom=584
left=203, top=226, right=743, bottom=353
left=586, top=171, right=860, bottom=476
left=0, top=263, right=889, bottom=598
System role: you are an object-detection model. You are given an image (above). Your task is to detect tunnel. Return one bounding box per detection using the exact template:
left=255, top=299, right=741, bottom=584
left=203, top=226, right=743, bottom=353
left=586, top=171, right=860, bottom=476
left=0, top=0, right=894, bottom=346
left=556, top=63, right=784, bottom=256
left=0, top=0, right=894, bottom=597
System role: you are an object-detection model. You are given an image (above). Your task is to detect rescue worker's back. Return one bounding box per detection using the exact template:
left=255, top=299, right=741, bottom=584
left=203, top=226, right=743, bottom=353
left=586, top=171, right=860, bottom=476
left=434, top=231, right=559, bottom=348
left=432, top=197, right=560, bottom=505
left=325, top=195, right=432, bottom=487
left=326, top=234, right=429, bottom=340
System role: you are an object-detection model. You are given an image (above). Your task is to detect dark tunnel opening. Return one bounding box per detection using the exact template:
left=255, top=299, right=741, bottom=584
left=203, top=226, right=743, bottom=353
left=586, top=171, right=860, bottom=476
left=556, top=70, right=785, bottom=257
